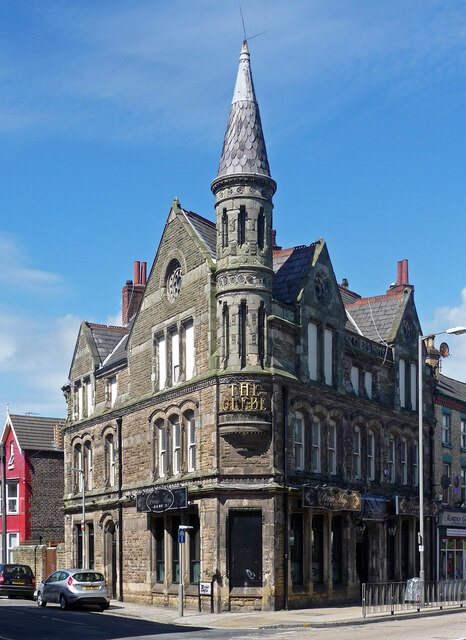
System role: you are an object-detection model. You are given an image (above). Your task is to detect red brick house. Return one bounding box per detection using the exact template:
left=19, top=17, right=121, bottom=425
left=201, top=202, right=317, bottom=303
left=0, top=413, right=65, bottom=562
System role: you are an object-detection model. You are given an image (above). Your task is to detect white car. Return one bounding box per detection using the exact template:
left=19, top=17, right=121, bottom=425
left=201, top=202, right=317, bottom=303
left=36, top=569, right=110, bottom=611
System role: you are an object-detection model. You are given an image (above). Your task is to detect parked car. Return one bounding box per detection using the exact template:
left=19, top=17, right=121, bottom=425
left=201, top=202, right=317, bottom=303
left=0, top=564, right=35, bottom=599
left=36, top=569, right=110, bottom=611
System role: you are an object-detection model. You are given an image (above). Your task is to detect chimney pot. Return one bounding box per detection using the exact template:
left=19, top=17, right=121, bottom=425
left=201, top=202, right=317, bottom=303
left=396, top=261, right=402, bottom=285
left=141, top=262, right=147, bottom=285
left=134, top=261, right=140, bottom=285
left=402, top=259, right=409, bottom=285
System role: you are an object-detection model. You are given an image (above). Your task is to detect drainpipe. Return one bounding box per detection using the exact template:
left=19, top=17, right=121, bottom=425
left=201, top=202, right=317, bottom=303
left=1, top=444, right=6, bottom=563
left=283, top=387, right=289, bottom=611
left=117, top=417, right=123, bottom=601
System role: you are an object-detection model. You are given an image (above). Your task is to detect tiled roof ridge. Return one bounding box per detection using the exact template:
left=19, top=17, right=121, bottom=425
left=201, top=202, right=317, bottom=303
left=273, top=244, right=314, bottom=258
left=345, top=291, right=403, bottom=307
left=10, top=414, right=65, bottom=422
left=87, top=322, right=128, bottom=332
left=438, top=373, right=466, bottom=390
left=338, top=284, right=361, bottom=300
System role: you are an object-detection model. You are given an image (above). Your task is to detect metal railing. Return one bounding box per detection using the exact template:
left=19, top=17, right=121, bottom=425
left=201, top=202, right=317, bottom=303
left=362, top=580, right=466, bottom=618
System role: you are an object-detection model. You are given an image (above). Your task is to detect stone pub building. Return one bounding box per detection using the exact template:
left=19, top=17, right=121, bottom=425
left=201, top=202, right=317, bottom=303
left=63, top=42, right=435, bottom=610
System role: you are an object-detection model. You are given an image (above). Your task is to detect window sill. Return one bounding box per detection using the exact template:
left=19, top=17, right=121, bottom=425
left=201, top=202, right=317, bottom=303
left=461, top=448, right=466, bottom=454
left=229, top=587, right=262, bottom=597
left=442, top=443, right=453, bottom=449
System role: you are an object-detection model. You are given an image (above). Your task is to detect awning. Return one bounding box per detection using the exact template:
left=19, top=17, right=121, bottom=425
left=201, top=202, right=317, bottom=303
left=361, top=496, right=388, bottom=521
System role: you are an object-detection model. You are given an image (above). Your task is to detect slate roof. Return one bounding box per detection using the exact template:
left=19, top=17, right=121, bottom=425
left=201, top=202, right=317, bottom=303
left=7, top=414, right=65, bottom=452
left=217, top=42, right=271, bottom=179
left=100, top=333, right=129, bottom=372
left=273, top=245, right=315, bottom=305
left=344, top=292, right=404, bottom=344
left=339, top=285, right=361, bottom=306
left=183, top=210, right=216, bottom=259
left=437, top=374, right=466, bottom=403
left=87, top=323, right=128, bottom=364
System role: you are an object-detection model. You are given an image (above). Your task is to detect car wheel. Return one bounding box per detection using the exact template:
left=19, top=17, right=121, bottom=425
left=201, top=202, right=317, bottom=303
left=37, top=592, right=46, bottom=607
left=59, top=594, right=68, bottom=610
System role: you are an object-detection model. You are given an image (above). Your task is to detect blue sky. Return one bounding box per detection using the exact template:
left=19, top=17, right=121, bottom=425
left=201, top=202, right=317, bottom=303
left=0, top=0, right=465, bottom=417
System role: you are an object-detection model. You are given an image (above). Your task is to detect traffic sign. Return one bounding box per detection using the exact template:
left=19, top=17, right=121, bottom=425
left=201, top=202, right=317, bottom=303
left=178, top=529, right=186, bottom=544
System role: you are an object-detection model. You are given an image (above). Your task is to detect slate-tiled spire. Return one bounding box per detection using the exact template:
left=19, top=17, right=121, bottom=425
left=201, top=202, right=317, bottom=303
left=217, top=41, right=271, bottom=178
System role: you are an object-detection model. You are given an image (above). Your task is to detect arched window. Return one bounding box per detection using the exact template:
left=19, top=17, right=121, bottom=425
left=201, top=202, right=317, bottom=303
left=294, top=412, right=304, bottom=471
left=73, top=443, right=83, bottom=492
left=84, top=441, right=93, bottom=491
left=312, top=419, right=321, bottom=473
left=156, top=421, right=167, bottom=478
left=186, top=413, right=196, bottom=473
left=353, top=427, right=361, bottom=479
left=388, top=435, right=396, bottom=483
left=412, top=440, right=419, bottom=486
left=105, top=434, right=115, bottom=487
left=367, top=430, right=375, bottom=481
left=401, top=437, right=408, bottom=485
left=171, top=416, right=181, bottom=475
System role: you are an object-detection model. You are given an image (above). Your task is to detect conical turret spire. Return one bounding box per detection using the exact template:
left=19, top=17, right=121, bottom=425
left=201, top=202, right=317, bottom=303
left=217, top=41, right=271, bottom=179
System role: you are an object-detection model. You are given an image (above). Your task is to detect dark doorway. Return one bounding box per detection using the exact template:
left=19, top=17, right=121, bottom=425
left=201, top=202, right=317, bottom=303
left=356, top=528, right=369, bottom=598
left=229, top=511, right=262, bottom=588
left=105, top=522, right=117, bottom=599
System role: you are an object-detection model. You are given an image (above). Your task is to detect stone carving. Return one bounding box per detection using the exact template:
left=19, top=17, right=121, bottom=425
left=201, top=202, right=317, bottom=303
left=314, top=271, right=332, bottom=307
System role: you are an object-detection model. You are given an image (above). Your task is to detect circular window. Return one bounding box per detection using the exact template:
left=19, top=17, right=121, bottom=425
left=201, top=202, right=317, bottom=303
left=166, top=261, right=182, bottom=302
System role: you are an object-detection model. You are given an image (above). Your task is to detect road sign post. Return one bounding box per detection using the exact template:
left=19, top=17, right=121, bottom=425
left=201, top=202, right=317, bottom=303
left=178, top=525, right=193, bottom=617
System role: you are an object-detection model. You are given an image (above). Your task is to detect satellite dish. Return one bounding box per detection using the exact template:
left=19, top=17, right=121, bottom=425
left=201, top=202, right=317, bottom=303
left=439, top=342, right=450, bottom=357
left=441, top=474, right=451, bottom=489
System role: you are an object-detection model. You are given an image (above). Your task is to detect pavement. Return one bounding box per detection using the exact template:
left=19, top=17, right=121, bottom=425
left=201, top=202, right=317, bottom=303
left=104, top=599, right=466, bottom=629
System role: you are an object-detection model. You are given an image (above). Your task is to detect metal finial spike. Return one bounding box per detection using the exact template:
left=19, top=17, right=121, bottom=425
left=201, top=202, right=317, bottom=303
left=239, top=5, right=247, bottom=42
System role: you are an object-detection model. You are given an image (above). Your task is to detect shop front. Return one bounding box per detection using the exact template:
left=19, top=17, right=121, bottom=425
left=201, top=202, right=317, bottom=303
left=437, top=511, right=466, bottom=580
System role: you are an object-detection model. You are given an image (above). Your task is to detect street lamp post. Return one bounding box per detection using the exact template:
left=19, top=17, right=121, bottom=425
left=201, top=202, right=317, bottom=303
left=71, top=467, right=86, bottom=570
left=418, top=326, right=466, bottom=606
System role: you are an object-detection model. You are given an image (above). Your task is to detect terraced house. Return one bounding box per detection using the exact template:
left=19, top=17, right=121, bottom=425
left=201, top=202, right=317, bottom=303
left=63, top=42, right=436, bottom=611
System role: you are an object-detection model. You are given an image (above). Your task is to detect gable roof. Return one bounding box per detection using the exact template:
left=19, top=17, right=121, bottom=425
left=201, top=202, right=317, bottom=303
left=344, top=290, right=406, bottom=344
left=3, top=414, right=65, bottom=452
left=87, top=323, right=128, bottom=365
left=273, top=245, right=315, bottom=305
left=437, top=374, right=466, bottom=404
left=182, top=209, right=216, bottom=260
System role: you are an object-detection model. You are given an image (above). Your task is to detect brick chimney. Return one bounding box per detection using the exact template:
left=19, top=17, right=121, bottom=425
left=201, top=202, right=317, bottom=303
left=387, top=259, right=413, bottom=294
left=122, top=261, right=147, bottom=325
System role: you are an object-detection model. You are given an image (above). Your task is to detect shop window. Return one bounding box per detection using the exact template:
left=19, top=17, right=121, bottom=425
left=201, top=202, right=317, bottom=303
left=351, top=366, right=359, bottom=395
left=6, top=482, right=18, bottom=515
left=399, top=359, right=406, bottom=408
left=229, top=511, right=262, bottom=588
left=388, top=436, right=396, bottom=483
left=324, top=329, right=333, bottom=386
left=311, top=515, right=324, bottom=584
left=328, top=422, right=337, bottom=475
left=290, top=513, right=303, bottom=587
left=439, top=536, right=466, bottom=581
left=152, top=518, right=165, bottom=584
left=331, top=516, right=343, bottom=584
left=88, top=523, right=95, bottom=570
left=189, top=516, right=200, bottom=584
left=353, top=427, right=361, bottom=479
left=442, top=412, right=451, bottom=445
left=312, top=420, right=321, bottom=473
left=307, top=322, right=318, bottom=380
left=172, top=517, right=181, bottom=584
left=401, top=437, right=408, bottom=485
left=294, top=413, right=304, bottom=471
left=367, top=430, right=375, bottom=481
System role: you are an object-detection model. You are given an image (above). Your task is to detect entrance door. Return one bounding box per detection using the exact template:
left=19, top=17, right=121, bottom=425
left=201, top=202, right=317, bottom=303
left=45, top=547, right=57, bottom=577
left=356, top=528, right=369, bottom=598
left=105, top=522, right=117, bottom=599
left=229, top=511, right=262, bottom=588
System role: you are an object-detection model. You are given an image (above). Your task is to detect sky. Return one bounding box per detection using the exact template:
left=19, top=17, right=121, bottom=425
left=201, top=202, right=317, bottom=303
left=0, top=0, right=465, bottom=418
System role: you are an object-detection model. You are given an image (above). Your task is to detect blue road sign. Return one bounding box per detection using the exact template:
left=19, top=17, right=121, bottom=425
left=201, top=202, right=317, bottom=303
left=178, top=529, right=186, bottom=544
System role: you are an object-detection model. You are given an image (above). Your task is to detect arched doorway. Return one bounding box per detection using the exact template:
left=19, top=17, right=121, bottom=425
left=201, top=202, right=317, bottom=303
left=104, top=521, right=117, bottom=599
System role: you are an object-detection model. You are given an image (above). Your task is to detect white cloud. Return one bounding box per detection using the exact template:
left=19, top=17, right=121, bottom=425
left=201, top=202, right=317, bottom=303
left=0, top=232, right=65, bottom=295
left=0, top=310, right=80, bottom=418
left=432, top=288, right=466, bottom=383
